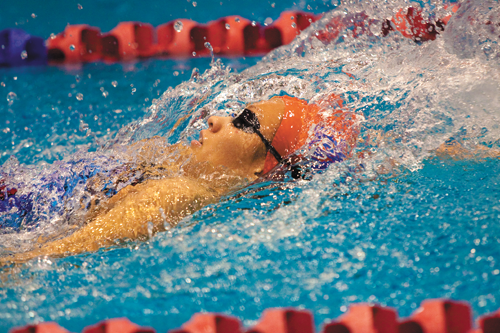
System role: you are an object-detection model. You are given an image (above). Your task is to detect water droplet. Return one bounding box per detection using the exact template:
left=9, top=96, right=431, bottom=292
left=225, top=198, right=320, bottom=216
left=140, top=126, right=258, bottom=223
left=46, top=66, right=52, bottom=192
left=69, top=44, right=76, bottom=51
left=50, top=33, right=56, bottom=39
left=77, top=3, right=83, bottom=10
left=290, top=16, right=295, bottom=20
left=192, top=1, right=197, bottom=6
left=173, top=71, right=179, bottom=77
left=1, top=82, right=5, bottom=87
left=113, top=109, right=122, bottom=114
left=204, top=42, right=213, bottom=52
left=147, top=222, right=154, bottom=238
left=76, top=93, right=83, bottom=101
left=6, top=92, right=17, bottom=105
left=235, top=17, right=240, bottom=23
left=271, top=2, right=275, bottom=7
left=174, top=21, right=183, bottom=32
left=31, top=13, right=37, bottom=18
left=75, top=75, right=80, bottom=83
left=225, top=23, right=230, bottom=30
left=102, top=91, right=109, bottom=98
left=291, top=22, right=297, bottom=28
left=307, top=4, right=312, bottom=10
left=264, top=17, right=273, bottom=26
left=111, top=81, right=118, bottom=87
left=251, top=21, right=257, bottom=27
left=131, top=88, right=136, bottom=93
left=192, top=51, right=197, bottom=56
left=20, top=50, right=27, bottom=60
left=79, top=121, right=89, bottom=132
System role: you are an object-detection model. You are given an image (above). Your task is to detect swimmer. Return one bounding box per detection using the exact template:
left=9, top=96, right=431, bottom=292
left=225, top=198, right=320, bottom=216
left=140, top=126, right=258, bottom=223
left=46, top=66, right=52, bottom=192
left=2, top=95, right=360, bottom=262
left=2, top=94, right=499, bottom=264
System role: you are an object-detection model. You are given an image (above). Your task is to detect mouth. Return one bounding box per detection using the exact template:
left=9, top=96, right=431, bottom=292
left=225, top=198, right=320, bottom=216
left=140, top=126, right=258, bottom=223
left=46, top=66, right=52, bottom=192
left=191, top=139, right=202, bottom=148
left=190, top=131, right=204, bottom=148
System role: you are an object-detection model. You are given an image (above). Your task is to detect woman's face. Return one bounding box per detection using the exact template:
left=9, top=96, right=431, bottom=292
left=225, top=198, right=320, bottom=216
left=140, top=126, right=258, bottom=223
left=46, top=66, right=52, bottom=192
left=191, top=97, right=285, bottom=178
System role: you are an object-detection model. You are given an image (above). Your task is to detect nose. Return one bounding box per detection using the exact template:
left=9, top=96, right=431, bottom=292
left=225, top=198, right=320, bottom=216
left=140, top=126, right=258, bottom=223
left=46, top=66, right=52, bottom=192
left=207, top=116, right=230, bottom=133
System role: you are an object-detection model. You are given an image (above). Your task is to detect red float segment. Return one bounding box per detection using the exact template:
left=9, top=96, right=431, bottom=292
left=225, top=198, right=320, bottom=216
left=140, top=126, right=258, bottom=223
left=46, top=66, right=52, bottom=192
left=272, top=11, right=318, bottom=45
left=476, top=309, right=500, bottom=333
left=207, top=16, right=252, bottom=55
left=247, top=308, right=314, bottom=333
left=170, top=313, right=243, bottom=333
left=46, top=24, right=102, bottom=63
left=157, top=19, right=199, bottom=57
left=338, top=304, right=398, bottom=333
left=411, top=299, right=472, bottom=333
left=9, top=322, right=69, bottom=333
left=82, top=318, right=155, bottom=333
left=101, top=22, right=157, bottom=62
left=392, top=7, right=440, bottom=41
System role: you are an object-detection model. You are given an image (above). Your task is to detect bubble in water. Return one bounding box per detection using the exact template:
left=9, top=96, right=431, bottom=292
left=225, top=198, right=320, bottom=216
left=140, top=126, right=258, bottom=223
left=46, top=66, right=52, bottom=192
left=76, top=93, right=83, bottom=101
left=192, top=1, right=197, bottom=7
left=111, top=81, right=118, bottom=87
left=69, top=45, right=75, bottom=51
left=6, top=92, right=17, bottom=105
left=235, top=17, right=240, bottom=23
left=31, top=13, right=36, bottom=18
left=291, top=23, right=297, bottom=28
left=204, top=42, right=213, bottom=52
left=77, top=3, right=83, bottom=10
left=174, top=21, right=183, bottom=32
left=20, top=51, right=27, bottom=60
left=225, top=23, right=230, bottom=30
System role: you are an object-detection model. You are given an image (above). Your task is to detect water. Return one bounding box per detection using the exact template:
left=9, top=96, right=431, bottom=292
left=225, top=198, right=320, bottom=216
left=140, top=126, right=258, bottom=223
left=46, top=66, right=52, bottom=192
left=1, top=0, right=500, bottom=332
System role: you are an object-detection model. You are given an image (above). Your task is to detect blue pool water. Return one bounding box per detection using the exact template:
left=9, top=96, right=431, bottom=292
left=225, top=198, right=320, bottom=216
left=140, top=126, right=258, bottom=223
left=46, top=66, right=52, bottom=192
left=1, top=0, right=500, bottom=332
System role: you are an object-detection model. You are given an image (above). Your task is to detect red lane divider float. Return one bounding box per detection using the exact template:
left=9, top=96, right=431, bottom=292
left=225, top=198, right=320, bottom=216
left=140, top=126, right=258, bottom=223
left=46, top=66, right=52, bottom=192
left=46, top=11, right=322, bottom=64
left=9, top=299, right=500, bottom=333
left=2, top=5, right=461, bottom=66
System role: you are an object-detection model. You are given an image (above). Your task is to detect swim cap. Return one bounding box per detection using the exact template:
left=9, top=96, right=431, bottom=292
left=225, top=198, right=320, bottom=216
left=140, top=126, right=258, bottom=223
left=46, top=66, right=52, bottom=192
left=262, top=94, right=359, bottom=174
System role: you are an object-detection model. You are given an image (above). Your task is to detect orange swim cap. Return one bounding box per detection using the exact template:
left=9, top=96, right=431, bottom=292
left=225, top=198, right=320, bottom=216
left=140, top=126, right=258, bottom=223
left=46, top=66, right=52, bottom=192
left=262, top=94, right=359, bottom=174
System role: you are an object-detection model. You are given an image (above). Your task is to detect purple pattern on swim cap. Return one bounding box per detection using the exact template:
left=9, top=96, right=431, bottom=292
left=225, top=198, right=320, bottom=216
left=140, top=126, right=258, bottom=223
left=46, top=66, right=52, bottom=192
left=308, top=125, right=347, bottom=170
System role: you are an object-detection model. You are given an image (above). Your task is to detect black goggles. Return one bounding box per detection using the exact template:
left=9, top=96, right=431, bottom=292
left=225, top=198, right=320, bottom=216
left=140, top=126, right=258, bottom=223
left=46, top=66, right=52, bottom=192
left=232, top=108, right=283, bottom=164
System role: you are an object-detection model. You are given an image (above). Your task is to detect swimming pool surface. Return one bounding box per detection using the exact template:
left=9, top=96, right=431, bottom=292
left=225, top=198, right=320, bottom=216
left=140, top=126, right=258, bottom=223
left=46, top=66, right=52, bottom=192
left=1, top=0, right=500, bottom=332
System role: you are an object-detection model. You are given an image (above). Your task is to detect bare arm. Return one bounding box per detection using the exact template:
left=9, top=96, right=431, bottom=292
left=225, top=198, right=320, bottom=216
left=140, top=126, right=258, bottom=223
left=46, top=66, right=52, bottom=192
left=5, top=177, right=219, bottom=262
left=435, top=139, right=500, bottom=160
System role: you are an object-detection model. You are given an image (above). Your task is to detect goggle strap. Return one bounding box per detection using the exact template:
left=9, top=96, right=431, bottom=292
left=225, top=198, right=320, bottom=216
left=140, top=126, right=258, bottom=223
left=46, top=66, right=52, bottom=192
left=254, top=130, right=283, bottom=164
